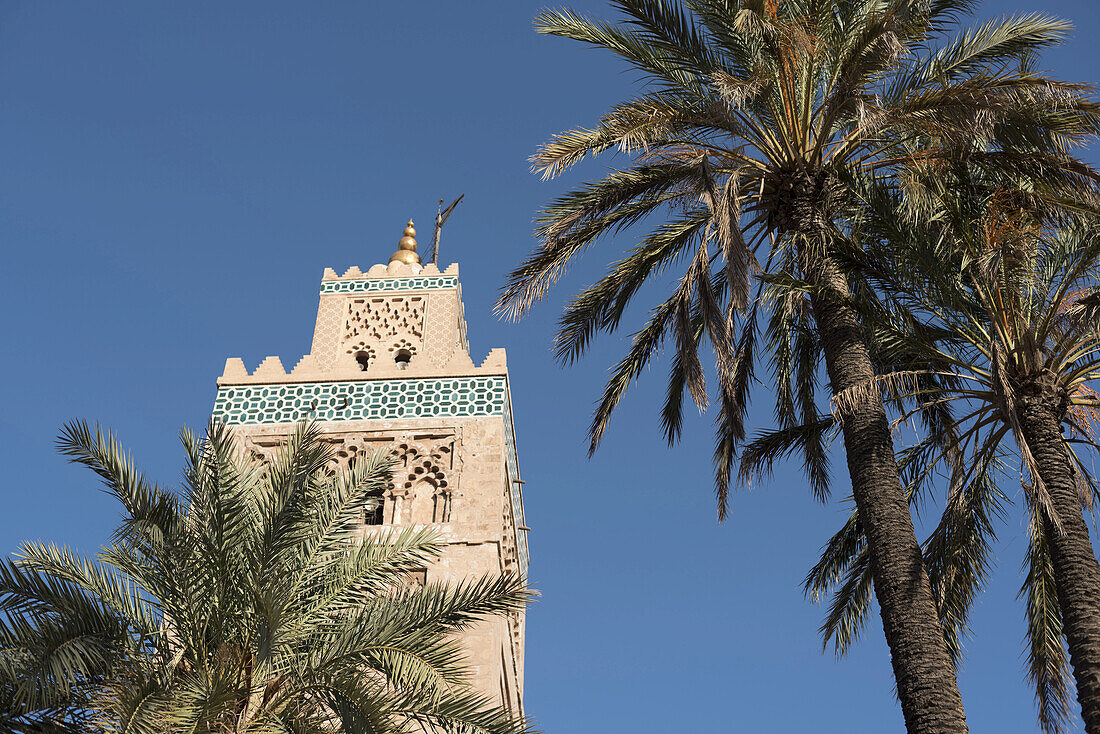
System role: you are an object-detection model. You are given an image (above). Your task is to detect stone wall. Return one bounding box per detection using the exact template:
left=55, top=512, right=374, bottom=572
left=212, top=260, right=527, bottom=714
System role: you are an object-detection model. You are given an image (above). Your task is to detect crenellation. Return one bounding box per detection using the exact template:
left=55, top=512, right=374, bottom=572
left=221, top=358, right=249, bottom=381
left=289, top=354, right=318, bottom=375
left=216, top=355, right=508, bottom=385
left=252, top=356, right=286, bottom=378
left=443, top=348, right=477, bottom=373
left=480, top=348, right=507, bottom=370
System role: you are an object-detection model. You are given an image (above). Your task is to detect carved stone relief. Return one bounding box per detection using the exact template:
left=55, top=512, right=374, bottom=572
left=238, top=430, right=459, bottom=527
left=342, top=296, right=426, bottom=372
left=389, top=436, right=456, bottom=524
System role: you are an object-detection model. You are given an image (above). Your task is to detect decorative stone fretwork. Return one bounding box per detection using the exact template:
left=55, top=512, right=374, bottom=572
left=214, top=381, right=526, bottom=572
left=310, top=295, right=345, bottom=372
left=342, top=295, right=425, bottom=372
left=345, top=295, right=424, bottom=343
left=423, top=290, right=463, bottom=368
left=213, top=374, right=526, bottom=572
left=238, top=432, right=459, bottom=528
left=242, top=433, right=391, bottom=476
left=390, top=437, right=458, bottom=524
left=212, top=376, right=507, bottom=424
left=320, top=275, right=458, bottom=295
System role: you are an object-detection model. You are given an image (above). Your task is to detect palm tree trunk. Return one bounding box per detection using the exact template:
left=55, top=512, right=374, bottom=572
left=808, top=256, right=969, bottom=734
left=1017, top=389, right=1100, bottom=734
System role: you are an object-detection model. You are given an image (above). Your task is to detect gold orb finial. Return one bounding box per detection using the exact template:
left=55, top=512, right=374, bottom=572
left=389, top=219, right=421, bottom=265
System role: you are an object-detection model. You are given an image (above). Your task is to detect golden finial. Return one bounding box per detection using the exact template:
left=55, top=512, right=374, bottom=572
left=389, top=219, right=421, bottom=265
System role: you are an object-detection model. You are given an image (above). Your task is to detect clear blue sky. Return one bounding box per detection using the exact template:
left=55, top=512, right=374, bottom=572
left=1, top=2, right=1098, bottom=732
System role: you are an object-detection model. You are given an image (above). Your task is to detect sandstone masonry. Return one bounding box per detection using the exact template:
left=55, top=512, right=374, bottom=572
left=211, top=251, right=528, bottom=715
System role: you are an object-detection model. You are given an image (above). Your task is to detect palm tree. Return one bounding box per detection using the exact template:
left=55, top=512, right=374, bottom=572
left=803, top=178, right=1100, bottom=733
left=497, top=2, right=1099, bottom=732
left=0, top=420, right=533, bottom=734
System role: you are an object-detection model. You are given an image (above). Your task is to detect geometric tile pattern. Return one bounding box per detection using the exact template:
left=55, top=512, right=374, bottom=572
left=212, top=376, right=507, bottom=425
left=320, top=275, right=458, bottom=294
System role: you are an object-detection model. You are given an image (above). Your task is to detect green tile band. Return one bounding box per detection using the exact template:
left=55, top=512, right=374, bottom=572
left=212, top=376, right=506, bottom=424
left=320, top=275, right=458, bottom=294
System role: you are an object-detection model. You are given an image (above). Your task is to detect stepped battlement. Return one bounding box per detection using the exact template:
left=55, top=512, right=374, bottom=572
left=218, top=347, right=507, bottom=385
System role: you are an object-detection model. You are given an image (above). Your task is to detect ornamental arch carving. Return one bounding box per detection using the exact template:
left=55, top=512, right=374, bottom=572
left=389, top=437, right=457, bottom=524
left=236, top=431, right=460, bottom=527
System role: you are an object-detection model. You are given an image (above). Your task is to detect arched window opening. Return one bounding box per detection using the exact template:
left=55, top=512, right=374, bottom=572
left=364, top=490, right=384, bottom=525
left=394, top=349, right=412, bottom=370
left=355, top=351, right=370, bottom=371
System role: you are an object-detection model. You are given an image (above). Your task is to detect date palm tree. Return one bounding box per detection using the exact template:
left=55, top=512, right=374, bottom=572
left=0, top=420, right=533, bottom=734
left=803, top=177, right=1100, bottom=733
left=498, top=2, right=1099, bottom=732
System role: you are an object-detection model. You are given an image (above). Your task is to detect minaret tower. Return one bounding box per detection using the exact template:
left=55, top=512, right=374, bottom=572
left=211, top=222, right=528, bottom=713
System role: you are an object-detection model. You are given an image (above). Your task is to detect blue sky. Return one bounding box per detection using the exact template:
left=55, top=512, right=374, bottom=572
left=1, top=2, right=1098, bottom=731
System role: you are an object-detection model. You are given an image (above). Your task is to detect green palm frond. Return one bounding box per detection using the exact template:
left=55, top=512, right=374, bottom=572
left=737, top=416, right=835, bottom=502
left=922, top=460, right=1009, bottom=664
left=502, top=0, right=1100, bottom=519
left=818, top=547, right=874, bottom=659
left=812, top=164, right=1100, bottom=730
left=0, top=421, right=534, bottom=734
left=1021, top=495, right=1074, bottom=734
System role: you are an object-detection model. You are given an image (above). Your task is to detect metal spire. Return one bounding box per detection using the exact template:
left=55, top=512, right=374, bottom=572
left=429, top=195, right=464, bottom=264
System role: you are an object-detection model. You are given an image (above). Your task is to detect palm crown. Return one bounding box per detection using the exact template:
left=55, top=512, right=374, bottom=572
left=499, top=0, right=1098, bottom=509
left=0, top=421, right=532, bottom=734
left=807, top=176, right=1100, bottom=733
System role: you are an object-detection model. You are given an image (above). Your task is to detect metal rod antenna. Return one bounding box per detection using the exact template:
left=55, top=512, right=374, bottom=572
left=430, top=194, right=464, bottom=264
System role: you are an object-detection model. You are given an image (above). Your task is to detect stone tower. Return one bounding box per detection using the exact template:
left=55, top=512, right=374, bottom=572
left=210, top=221, right=528, bottom=714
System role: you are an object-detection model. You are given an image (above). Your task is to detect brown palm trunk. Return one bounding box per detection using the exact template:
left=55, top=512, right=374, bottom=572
left=808, top=255, right=969, bottom=734
left=1017, top=388, right=1100, bottom=734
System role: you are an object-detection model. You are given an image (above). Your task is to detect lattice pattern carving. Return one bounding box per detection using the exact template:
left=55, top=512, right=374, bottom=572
left=241, top=434, right=391, bottom=476
left=311, top=296, right=344, bottom=371
left=345, top=296, right=424, bottom=342
left=341, top=296, right=425, bottom=372
left=423, top=291, right=462, bottom=368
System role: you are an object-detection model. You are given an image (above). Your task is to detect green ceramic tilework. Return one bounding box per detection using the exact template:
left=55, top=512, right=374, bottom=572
left=320, top=275, right=458, bottom=295
left=212, top=376, right=506, bottom=424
